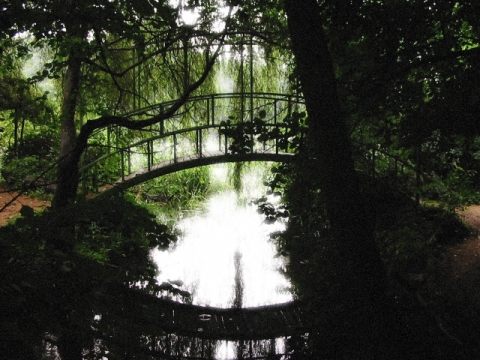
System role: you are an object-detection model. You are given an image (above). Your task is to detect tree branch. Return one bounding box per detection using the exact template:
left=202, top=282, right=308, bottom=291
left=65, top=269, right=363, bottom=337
left=74, top=8, right=233, bottom=161
left=84, top=28, right=207, bottom=78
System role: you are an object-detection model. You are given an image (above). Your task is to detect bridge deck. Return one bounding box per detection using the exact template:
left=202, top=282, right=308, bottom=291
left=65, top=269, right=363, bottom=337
left=99, top=152, right=294, bottom=194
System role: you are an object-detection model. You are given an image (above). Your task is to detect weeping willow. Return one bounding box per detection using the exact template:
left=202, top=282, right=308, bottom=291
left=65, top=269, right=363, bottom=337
left=80, top=30, right=295, bottom=197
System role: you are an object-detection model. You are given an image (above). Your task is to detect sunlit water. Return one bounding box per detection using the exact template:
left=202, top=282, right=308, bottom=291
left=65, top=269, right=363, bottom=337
left=151, top=165, right=291, bottom=358
left=152, top=191, right=291, bottom=307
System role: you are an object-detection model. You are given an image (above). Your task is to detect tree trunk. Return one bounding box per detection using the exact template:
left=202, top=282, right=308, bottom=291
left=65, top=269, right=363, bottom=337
left=51, top=27, right=85, bottom=359
left=53, top=48, right=83, bottom=208
left=284, top=0, right=393, bottom=358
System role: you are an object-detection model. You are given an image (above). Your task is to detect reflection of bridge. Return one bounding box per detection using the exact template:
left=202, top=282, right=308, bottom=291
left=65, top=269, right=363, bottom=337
left=80, top=92, right=305, bottom=194
left=96, top=289, right=311, bottom=359
left=124, top=292, right=308, bottom=341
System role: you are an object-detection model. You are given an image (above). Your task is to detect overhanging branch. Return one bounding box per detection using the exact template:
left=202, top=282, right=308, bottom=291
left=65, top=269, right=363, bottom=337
left=74, top=8, right=233, bottom=160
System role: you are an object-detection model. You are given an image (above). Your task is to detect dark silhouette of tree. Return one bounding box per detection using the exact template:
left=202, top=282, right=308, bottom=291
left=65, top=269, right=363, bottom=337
left=283, top=1, right=393, bottom=358
left=0, top=196, right=178, bottom=359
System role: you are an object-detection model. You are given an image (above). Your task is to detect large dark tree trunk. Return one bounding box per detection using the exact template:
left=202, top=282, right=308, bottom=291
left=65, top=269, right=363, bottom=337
left=284, top=1, right=394, bottom=358
left=53, top=48, right=83, bottom=208
left=50, top=22, right=86, bottom=360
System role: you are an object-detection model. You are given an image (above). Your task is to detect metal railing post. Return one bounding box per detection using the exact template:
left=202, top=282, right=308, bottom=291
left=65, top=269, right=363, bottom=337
left=127, top=149, right=131, bottom=174
left=195, top=129, right=199, bottom=155
left=240, top=41, right=245, bottom=123
left=159, top=104, right=164, bottom=134
left=218, top=127, right=222, bottom=152
left=224, top=133, right=228, bottom=154
left=147, top=141, right=153, bottom=171
left=199, top=129, right=203, bottom=158
left=173, top=134, right=177, bottom=163
left=211, top=95, right=215, bottom=125
left=206, top=98, right=210, bottom=126
left=150, top=141, right=154, bottom=168
left=274, top=100, right=277, bottom=124
left=120, top=149, right=125, bottom=181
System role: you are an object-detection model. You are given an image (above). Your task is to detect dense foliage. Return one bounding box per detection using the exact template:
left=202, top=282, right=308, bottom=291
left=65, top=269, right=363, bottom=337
left=0, top=195, right=177, bottom=359
left=136, top=167, right=211, bottom=218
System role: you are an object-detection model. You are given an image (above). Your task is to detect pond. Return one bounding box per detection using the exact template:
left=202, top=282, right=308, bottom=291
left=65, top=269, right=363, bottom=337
left=151, top=164, right=292, bottom=358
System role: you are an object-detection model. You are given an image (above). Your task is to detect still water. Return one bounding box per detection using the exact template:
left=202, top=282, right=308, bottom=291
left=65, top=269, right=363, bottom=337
left=152, top=190, right=291, bottom=307
left=151, top=165, right=292, bottom=358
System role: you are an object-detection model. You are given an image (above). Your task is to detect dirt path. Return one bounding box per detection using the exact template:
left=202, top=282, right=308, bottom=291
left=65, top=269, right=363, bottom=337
left=0, top=189, right=50, bottom=226
left=425, top=204, right=480, bottom=332
left=458, top=205, right=480, bottom=231
left=449, top=205, right=480, bottom=278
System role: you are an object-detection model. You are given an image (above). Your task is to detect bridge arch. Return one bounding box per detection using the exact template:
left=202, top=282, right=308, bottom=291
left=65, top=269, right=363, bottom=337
left=104, top=153, right=293, bottom=194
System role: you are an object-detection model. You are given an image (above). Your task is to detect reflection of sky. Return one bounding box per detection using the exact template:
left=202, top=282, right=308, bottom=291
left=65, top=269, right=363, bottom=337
left=152, top=190, right=291, bottom=307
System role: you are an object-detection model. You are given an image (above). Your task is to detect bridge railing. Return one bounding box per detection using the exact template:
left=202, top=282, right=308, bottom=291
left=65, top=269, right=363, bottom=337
left=80, top=93, right=306, bottom=192
left=85, top=93, right=304, bottom=142
left=80, top=122, right=302, bottom=192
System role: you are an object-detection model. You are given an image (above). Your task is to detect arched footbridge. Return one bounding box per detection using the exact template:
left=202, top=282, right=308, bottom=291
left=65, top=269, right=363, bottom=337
left=80, top=92, right=305, bottom=194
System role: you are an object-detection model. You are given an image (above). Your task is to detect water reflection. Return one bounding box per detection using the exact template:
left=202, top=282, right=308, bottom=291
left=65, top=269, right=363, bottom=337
left=152, top=190, right=291, bottom=308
